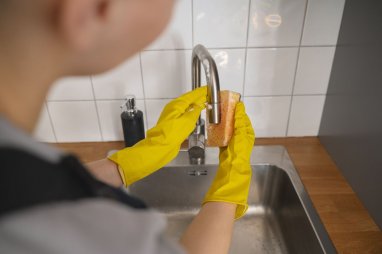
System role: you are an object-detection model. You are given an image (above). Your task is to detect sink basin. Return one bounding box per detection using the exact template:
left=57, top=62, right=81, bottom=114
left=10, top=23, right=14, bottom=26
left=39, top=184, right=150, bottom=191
left=129, top=146, right=336, bottom=254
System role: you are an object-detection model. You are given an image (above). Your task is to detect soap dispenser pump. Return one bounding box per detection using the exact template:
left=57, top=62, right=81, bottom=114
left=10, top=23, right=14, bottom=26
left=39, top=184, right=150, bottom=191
left=120, top=95, right=145, bottom=147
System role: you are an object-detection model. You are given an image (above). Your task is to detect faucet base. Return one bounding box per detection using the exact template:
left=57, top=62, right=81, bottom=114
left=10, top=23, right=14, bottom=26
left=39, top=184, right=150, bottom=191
left=188, top=146, right=205, bottom=165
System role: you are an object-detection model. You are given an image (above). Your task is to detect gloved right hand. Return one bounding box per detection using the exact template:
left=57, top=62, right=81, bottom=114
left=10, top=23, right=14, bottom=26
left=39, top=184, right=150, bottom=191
left=108, top=87, right=207, bottom=186
left=203, top=102, right=255, bottom=219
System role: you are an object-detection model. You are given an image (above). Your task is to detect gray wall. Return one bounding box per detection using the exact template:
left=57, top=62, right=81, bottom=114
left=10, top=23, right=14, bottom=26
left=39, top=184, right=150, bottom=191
left=319, top=0, right=382, bottom=229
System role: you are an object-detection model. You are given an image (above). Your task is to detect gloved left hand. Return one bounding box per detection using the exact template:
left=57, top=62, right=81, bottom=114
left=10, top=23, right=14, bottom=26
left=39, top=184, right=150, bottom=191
left=108, top=86, right=207, bottom=186
left=203, top=102, right=255, bottom=219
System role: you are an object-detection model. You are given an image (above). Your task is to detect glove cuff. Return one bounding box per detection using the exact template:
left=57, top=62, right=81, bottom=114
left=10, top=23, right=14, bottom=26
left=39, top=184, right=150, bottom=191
left=117, top=165, right=127, bottom=186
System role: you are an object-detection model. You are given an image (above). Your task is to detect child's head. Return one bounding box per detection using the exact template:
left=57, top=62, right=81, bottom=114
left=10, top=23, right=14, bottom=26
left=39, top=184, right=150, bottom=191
left=0, top=0, right=175, bottom=132
left=0, top=0, right=175, bottom=76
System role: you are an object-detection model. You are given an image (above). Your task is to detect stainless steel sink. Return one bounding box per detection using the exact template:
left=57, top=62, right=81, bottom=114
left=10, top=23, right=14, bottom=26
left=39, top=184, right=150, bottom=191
left=129, top=146, right=336, bottom=254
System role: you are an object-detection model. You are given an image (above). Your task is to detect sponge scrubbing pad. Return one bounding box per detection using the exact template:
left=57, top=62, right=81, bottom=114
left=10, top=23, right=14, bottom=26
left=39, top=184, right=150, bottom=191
left=206, top=90, right=241, bottom=147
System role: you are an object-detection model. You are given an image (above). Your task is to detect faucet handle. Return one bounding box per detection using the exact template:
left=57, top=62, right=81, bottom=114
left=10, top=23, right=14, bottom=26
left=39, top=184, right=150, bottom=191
left=208, top=100, right=221, bottom=124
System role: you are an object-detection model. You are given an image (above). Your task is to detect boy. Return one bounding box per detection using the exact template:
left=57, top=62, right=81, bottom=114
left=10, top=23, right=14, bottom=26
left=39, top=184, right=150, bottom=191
left=0, top=0, right=255, bottom=253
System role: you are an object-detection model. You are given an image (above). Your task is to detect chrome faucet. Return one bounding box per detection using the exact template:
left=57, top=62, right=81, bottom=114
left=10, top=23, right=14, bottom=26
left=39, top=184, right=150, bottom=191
left=188, top=45, right=221, bottom=164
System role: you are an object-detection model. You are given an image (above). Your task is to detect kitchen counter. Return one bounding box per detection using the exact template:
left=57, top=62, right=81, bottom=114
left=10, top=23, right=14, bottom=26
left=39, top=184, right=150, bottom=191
left=55, top=137, right=382, bottom=253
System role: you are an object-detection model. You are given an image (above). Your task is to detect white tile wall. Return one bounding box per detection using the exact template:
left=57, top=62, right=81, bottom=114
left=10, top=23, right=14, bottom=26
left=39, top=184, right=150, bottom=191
left=48, top=77, right=94, bottom=101
left=247, top=0, right=306, bottom=47
left=202, top=49, right=246, bottom=94
left=92, top=54, right=144, bottom=100
left=301, top=0, right=346, bottom=46
left=294, top=47, right=336, bottom=95
left=35, top=0, right=345, bottom=142
left=244, top=48, right=299, bottom=96
left=194, top=0, right=250, bottom=48
left=288, top=95, right=326, bottom=136
left=48, top=101, right=102, bottom=142
left=244, top=96, right=291, bottom=137
left=33, top=104, right=56, bottom=143
left=141, top=50, right=191, bottom=99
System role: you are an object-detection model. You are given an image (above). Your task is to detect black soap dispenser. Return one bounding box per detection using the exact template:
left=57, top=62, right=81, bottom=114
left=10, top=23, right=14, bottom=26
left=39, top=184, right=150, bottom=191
left=121, top=95, right=145, bottom=147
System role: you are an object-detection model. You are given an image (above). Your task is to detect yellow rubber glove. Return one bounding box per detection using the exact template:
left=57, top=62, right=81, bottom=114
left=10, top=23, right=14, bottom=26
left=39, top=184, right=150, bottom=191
left=108, top=86, right=207, bottom=186
left=203, top=102, right=255, bottom=219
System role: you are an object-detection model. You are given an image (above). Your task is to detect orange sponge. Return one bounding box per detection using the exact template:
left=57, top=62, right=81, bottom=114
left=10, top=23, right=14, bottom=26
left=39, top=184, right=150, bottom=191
left=206, top=90, right=241, bottom=147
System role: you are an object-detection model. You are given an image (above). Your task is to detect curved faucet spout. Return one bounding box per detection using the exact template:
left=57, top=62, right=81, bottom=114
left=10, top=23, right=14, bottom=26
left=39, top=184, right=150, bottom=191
left=192, top=44, right=221, bottom=124
left=188, top=45, right=221, bottom=164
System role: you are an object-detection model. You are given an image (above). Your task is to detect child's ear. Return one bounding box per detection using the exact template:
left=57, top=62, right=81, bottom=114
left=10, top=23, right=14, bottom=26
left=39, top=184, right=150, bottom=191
left=56, top=0, right=109, bottom=51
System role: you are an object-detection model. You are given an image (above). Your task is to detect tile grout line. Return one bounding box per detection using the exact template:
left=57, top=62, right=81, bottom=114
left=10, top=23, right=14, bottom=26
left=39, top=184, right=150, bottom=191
left=46, top=98, right=145, bottom=102
left=242, top=0, right=253, bottom=97
left=191, top=0, right=195, bottom=47
left=141, top=45, right=336, bottom=52
left=44, top=101, right=58, bottom=143
left=285, top=0, right=309, bottom=137
left=90, top=76, right=105, bottom=142
left=244, top=94, right=326, bottom=98
left=44, top=93, right=326, bottom=103
left=139, top=52, right=149, bottom=131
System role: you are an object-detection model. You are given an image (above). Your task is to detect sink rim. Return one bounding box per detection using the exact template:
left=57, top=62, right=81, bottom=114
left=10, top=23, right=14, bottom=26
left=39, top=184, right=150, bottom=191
left=163, top=145, right=337, bottom=254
